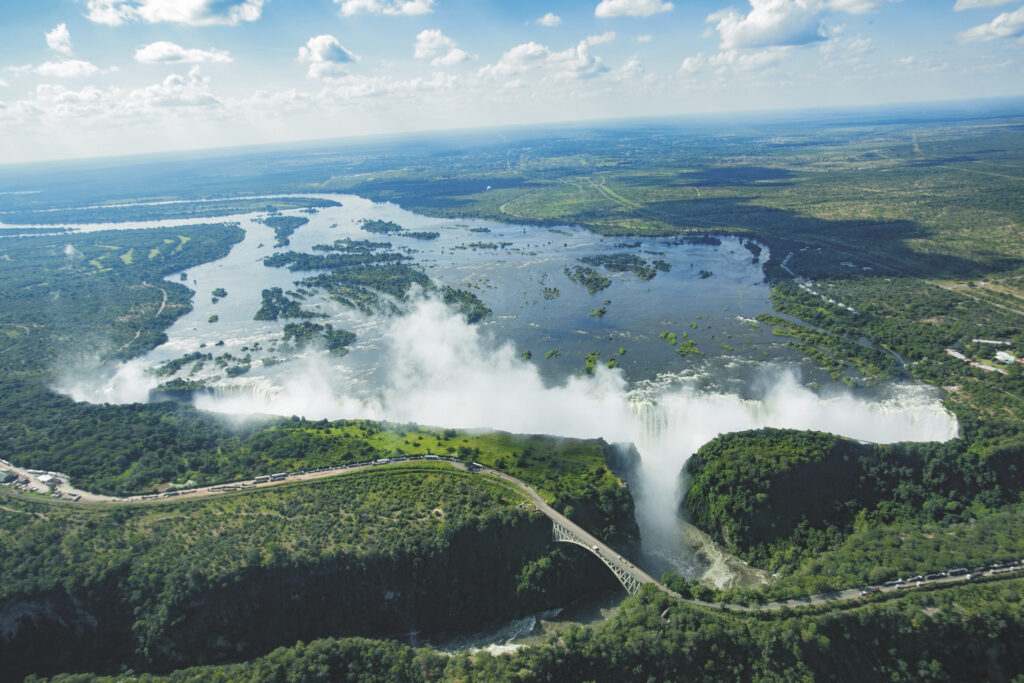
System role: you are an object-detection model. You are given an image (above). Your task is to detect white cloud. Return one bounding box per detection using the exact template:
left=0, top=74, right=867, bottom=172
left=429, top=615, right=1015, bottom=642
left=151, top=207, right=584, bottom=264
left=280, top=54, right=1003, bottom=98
left=710, top=46, right=790, bottom=71
left=548, top=40, right=610, bottom=79
left=595, top=0, right=674, bottom=18
left=825, top=0, right=885, bottom=12
left=318, top=71, right=458, bottom=100
left=9, top=65, right=219, bottom=126
left=611, top=58, right=654, bottom=84
left=413, top=29, right=469, bottom=66
left=130, top=66, right=219, bottom=107
left=708, top=0, right=889, bottom=50
left=0, top=79, right=8, bottom=88
left=135, top=41, right=233, bottom=64
left=680, top=45, right=791, bottom=74
left=636, top=34, right=653, bottom=42
left=709, top=1, right=825, bottom=50
left=679, top=53, right=705, bottom=74
left=298, top=35, right=359, bottom=79
left=479, top=42, right=551, bottom=79
left=586, top=31, right=617, bottom=45
left=958, top=6, right=1024, bottom=41
left=537, top=12, right=562, bottom=26
left=336, top=0, right=435, bottom=16
left=480, top=39, right=612, bottom=82
left=819, top=34, right=873, bottom=61
left=35, top=59, right=101, bottom=79
left=84, top=0, right=266, bottom=26
left=46, top=24, right=74, bottom=57
left=953, top=0, right=1017, bottom=10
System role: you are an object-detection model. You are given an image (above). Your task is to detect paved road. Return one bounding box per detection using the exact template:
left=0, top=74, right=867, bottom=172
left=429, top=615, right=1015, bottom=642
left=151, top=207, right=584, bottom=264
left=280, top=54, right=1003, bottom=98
left=4, top=457, right=1018, bottom=610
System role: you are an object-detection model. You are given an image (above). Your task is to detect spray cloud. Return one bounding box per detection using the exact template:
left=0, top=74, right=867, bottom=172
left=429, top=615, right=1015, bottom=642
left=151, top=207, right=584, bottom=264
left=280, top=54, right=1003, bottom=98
left=67, top=296, right=959, bottom=575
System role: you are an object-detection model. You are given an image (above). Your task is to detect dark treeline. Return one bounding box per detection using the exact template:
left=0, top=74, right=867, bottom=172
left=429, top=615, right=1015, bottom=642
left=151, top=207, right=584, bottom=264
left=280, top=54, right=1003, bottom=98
left=684, top=428, right=1024, bottom=575
left=37, top=580, right=1024, bottom=682
left=1, top=469, right=620, bottom=679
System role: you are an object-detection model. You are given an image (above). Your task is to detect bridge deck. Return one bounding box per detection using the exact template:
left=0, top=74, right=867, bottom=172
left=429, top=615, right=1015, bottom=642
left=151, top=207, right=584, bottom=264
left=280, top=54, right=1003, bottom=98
left=483, top=468, right=671, bottom=597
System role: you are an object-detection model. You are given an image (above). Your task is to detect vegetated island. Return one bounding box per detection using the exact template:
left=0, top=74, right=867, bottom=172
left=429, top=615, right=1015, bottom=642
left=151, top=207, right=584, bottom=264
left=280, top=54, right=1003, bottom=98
left=260, top=215, right=309, bottom=247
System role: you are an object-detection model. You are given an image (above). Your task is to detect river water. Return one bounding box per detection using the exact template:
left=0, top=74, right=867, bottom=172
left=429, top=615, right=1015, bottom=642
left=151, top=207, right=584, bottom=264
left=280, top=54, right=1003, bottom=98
left=56, top=195, right=958, bottom=610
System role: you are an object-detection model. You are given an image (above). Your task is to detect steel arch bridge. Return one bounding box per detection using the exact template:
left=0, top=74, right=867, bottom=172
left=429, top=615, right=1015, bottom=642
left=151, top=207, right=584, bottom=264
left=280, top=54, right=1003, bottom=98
left=552, top=520, right=646, bottom=596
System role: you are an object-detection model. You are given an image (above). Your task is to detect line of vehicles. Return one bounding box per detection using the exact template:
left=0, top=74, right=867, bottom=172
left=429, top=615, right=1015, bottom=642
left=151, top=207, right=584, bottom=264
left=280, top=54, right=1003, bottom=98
left=245, top=454, right=470, bottom=486
left=863, top=559, right=1024, bottom=595
left=10, top=454, right=491, bottom=504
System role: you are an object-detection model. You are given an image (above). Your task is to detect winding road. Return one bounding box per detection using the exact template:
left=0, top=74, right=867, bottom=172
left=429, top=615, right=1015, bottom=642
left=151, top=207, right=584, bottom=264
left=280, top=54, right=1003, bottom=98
left=2, top=456, right=1017, bottom=611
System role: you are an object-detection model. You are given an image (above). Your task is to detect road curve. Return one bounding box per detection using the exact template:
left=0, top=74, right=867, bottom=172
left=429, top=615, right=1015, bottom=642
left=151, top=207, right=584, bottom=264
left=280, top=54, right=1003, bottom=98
left=3, top=457, right=1016, bottom=610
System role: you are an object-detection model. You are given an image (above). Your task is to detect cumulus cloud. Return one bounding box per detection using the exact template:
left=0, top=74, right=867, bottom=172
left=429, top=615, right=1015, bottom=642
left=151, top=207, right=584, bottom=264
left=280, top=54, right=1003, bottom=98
left=636, top=34, right=653, bottom=42
left=84, top=0, right=266, bottom=26
left=479, top=42, right=550, bottom=79
left=336, top=0, right=435, bottom=16
left=595, top=0, right=674, bottom=18
left=680, top=46, right=790, bottom=74
left=953, top=0, right=1016, bottom=9
left=298, top=35, right=359, bottom=78
left=130, top=66, right=219, bottom=107
left=135, top=41, right=232, bottom=64
left=819, top=34, right=873, bottom=62
left=825, top=0, right=886, bottom=12
left=46, top=24, right=74, bottom=56
left=12, top=65, right=218, bottom=125
left=479, top=37, right=615, bottom=82
left=413, top=29, right=469, bottom=66
left=537, top=12, right=562, bottom=26
left=0, top=65, right=231, bottom=156
left=958, top=6, right=1024, bottom=41
left=708, top=0, right=888, bottom=50
left=709, top=1, right=826, bottom=49
left=548, top=40, right=610, bottom=79
left=586, top=31, right=617, bottom=45
left=35, top=59, right=101, bottom=79
left=319, top=71, right=458, bottom=100
left=611, top=58, right=654, bottom=84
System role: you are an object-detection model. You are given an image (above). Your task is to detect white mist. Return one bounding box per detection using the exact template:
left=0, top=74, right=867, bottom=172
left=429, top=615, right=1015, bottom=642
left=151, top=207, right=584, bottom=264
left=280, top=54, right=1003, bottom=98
left=61, top=297, right=959, bottom=576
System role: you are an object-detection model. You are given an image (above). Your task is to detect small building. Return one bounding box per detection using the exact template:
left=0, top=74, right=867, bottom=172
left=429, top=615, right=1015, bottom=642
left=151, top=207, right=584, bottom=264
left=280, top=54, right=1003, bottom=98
left=38, top=474, right=60, bottom=486
left=995, top=351, right=1018, bottom=365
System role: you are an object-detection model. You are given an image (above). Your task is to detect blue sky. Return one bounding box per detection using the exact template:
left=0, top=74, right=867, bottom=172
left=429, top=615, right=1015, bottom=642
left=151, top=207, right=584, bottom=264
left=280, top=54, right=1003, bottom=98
left=1, top=0, right=1022, bottom=163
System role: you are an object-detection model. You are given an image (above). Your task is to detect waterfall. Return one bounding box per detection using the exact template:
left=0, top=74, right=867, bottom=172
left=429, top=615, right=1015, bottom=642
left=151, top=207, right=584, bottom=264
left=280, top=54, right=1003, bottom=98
left=622, top=373, right=959, bottom=579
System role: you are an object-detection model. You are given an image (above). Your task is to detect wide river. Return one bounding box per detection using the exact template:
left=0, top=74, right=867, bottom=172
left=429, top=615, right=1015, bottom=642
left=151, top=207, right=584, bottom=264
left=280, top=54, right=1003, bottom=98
left=59, top=194, right=958, bottom=586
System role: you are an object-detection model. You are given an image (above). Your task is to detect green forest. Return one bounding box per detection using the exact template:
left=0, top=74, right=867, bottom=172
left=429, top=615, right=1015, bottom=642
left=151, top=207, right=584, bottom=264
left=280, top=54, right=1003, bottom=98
left=682, top=428, right=1024, bottom=598
left=1, top=466, right=626, bottom=677
left=34, top=578, right=1024, bottom=682
left=2, top=111, right=1024, bottom=679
